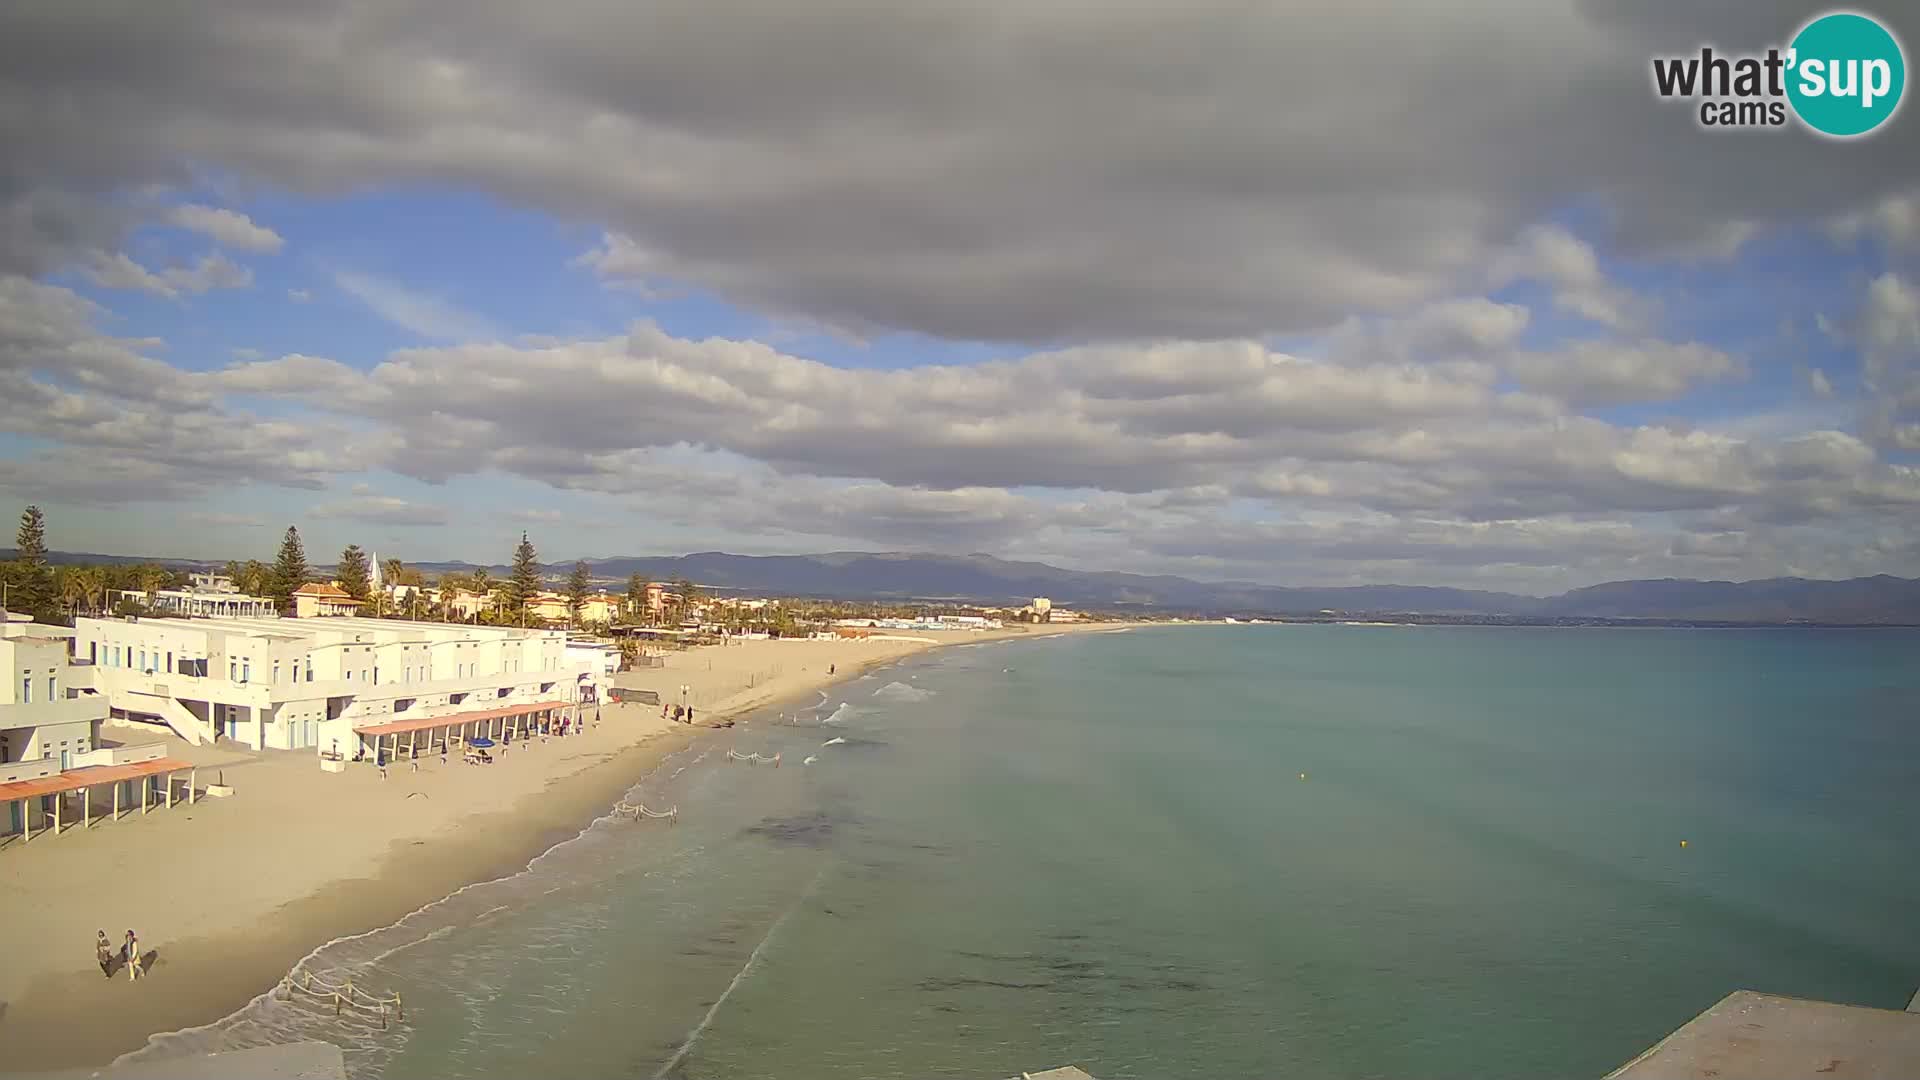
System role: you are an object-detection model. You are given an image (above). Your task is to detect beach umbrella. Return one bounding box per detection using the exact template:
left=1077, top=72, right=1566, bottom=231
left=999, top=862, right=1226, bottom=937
left=468, top=737, right=495, bottom=748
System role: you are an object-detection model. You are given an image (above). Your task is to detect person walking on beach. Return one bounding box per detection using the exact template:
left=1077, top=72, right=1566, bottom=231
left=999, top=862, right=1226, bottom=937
left=96, top=929, right=114, bottom=978
left=124, top=929, right=142, bottom=981
left=686, top=707, right=695, bottom=725
left=377, top=749, right=388, bottom=780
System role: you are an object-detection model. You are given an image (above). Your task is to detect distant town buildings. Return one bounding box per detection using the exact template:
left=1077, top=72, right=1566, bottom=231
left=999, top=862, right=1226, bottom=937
left=146, top=573, right=278, bottom=618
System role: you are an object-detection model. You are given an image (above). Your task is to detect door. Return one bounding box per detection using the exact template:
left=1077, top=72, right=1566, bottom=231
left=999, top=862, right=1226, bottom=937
left=60, top=749, right=70, bottom=770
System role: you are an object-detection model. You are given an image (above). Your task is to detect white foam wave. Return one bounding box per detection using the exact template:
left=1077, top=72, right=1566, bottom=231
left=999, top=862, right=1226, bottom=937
left=870, top=681, right=934, bottom=703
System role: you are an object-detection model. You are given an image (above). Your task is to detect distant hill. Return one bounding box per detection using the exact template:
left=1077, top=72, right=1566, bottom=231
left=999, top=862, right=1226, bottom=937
left=411, top=550, right=1919, bottom=624
left=12, top=547, right=1918, bottom=623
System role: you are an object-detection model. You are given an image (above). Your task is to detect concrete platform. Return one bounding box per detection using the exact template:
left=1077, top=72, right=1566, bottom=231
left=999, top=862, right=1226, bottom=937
left=17, top=1041, right=345, bottom=1080
left=1605, top=991, right=1920, bottom=1080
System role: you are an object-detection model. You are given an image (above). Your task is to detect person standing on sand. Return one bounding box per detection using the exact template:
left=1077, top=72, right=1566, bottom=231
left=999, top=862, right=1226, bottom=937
left=97, top=929, right=113, bottom=978
left=124, top=929, right=141, bottom=980
left=687, top=707, right=696, bottom=725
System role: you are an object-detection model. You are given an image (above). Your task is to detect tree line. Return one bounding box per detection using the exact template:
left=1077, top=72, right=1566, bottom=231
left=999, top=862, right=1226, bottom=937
left=6, top=505, right=812, bottom=634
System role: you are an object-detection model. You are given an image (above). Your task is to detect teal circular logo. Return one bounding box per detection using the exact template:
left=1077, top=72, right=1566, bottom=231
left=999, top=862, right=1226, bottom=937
left=1787, top=12, right=1906, bottom=137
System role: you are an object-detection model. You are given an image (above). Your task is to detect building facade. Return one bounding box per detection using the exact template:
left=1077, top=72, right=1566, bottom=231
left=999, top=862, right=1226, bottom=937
left=292, top=582, right=363, bottom=618
left=71, top=616, right=598, bottom=753
left=1, top=619, right=108, bottom=772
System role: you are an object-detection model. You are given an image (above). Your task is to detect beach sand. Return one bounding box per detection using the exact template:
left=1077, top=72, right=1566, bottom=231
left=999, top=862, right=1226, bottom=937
left=0, top=622, right=1128, bottom=1073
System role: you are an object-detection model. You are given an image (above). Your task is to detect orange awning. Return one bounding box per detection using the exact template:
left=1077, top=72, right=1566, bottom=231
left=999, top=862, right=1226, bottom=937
left=353, top=700, right=570, bottom=739
left=0, top=757, right=193, bottom=803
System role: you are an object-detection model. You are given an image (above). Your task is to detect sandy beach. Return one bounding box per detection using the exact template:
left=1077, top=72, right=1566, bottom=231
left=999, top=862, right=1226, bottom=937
left=0, top=621, right=1129, bottom=1073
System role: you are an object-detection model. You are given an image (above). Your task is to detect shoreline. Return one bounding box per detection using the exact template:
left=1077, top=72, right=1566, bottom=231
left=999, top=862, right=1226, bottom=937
left=0, top=621, right=1142, bottom=1074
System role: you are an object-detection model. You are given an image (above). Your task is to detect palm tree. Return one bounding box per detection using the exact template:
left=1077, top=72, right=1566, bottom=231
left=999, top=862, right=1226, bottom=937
left=76, top=566, right=105, bottom=615
left=55, top=565, right=87, bottom=619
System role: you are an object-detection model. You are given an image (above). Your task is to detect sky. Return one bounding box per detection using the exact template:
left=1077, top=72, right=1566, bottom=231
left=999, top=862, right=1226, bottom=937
left=1, top=1, right=1917, bottom=594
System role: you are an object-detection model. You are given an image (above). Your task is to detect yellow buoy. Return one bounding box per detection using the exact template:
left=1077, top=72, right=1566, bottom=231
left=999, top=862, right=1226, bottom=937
left=1679, top=840, right=1688, bottom=848
left=1299, top=772, right=1307, bottom=780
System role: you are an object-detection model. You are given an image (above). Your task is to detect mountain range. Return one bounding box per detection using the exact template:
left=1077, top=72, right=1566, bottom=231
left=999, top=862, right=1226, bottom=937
left=18, top=547, right=1915, bottom=624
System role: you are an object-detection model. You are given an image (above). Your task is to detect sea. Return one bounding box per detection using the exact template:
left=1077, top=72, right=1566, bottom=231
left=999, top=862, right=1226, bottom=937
left=119, top=625, right=1920, bottom=1080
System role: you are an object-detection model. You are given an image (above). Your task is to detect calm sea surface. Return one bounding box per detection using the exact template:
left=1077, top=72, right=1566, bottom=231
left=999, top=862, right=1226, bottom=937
left=125, top=626, right=1920, bottom=1079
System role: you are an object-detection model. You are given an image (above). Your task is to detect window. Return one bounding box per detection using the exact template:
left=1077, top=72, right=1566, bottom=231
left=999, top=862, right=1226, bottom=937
left=229, top=659, right=237, bottom=681
left=373, top=666, right=379, bottom=684
left=274, top=661, right=280, bottom=684
left=167, top=651, right=173, bottom=674
left=139, top=649, right=148, bottom=671
left=89, top=642, right=97, bottom=664
left=48, top=675, right=57, bottom=700
left=306, top=660, right=313, bottom=683
left=242, top=659, right=251, bottom=683
left=346, top=668, right=353, bottom=681
left=21, top=676, right=30, bottom=703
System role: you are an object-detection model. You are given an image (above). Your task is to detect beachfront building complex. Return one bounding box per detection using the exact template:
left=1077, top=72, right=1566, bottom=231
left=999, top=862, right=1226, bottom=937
left=71, top=616, right=600, bottom=753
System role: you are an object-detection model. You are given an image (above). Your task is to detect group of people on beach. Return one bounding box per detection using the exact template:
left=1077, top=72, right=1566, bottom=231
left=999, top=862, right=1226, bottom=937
left=96, top=928, right=145, bottom=981
left=663, top=703, right=697, bottom=724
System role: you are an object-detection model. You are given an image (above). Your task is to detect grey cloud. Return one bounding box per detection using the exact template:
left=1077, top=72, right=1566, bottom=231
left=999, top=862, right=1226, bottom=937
left=2, top=1, right=1914, bottom=343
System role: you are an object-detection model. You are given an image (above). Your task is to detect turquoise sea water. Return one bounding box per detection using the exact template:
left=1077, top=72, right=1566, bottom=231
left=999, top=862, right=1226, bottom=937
left=125, top=626, right=1920, bottom=1079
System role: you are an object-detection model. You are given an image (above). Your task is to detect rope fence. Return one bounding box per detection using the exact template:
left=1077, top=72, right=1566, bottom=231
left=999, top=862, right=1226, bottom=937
left=613, top=800, right=678, bottom=822
left=278, top=967, right=404, bottom=1028
left=726, top=749, right=782, bottom=767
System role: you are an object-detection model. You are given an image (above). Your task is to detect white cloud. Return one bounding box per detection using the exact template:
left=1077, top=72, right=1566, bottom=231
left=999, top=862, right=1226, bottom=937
left=1504, top=341, right=1743, bottom=407
left=288, top=288, right=312, bottom=302
left=1830, top=188, right=1920, bottom=250
left=333, top=270, right=498, bottom=342
left=82, top=250, right=251, bottom=298
left=310, top=495, right=451, bottom=527
left=165, top=204, right=284, bottom=253
left=1492, top=225, right=1643, bottom=331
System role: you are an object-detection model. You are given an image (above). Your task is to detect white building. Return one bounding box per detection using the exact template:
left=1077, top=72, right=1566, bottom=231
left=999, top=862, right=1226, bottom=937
left=71, top=615, right=599, bottom=753
left=148, top=573, right=279, bottom=618
left=2, top=617, right=107, bottom=771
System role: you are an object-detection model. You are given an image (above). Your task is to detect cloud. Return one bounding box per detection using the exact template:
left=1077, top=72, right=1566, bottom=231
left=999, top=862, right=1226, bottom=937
left=333, top=270, right=498, bottom=342
left=1493, top=225, right=1644, bottom=330
left=0, top=2, right=1912, bottom=344
left=83, top=250, right=252, bottom=298
left=1830, top=187, right=1919, bottom=250
left=1504, top=341, right=1744, bottom=406
left=165, top=204, right=284, bottom=253
left=201, top=512, right=270, bottom=528
left=310, top=495, right=451, bottom=527
left=288, top=288, right=312, bottom=302
left=509, top=508, right=567, bottom=524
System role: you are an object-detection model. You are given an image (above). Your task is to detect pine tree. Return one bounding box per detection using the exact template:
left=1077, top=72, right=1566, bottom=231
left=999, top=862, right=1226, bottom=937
left=566, top=561, right=592, bottom=625
left=505, top=532, right=542, bottom=625
left=11, top=505, right=57, bottom=620
left=271, top=526, right=310, bottom=610
left=338, top=544, right=371, bottom=601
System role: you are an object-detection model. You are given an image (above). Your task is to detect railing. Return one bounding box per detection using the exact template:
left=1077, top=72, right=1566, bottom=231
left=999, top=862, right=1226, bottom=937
left=278, top=968, right=405, bottom=1029
left=613, top=800, right=678, bottom=822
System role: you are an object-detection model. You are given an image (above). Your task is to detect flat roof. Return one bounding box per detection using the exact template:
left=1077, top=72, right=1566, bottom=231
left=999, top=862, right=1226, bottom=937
left=1606, top=990, right=1920, bottom=1079
left=353, top=699, right=571, bottom=738
left=0, top=757, right=194, bottom=803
